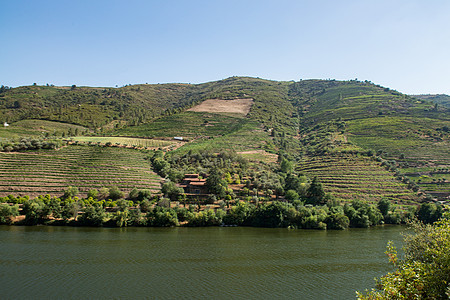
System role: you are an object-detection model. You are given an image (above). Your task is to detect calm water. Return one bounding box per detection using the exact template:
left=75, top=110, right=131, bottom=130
left=0, top=225, right=404, bottom=299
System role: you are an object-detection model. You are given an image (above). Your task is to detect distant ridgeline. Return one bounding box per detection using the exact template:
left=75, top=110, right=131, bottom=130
left=412, top=94, right=450, bottom=108
left=0, top=77, right=448, bottom=227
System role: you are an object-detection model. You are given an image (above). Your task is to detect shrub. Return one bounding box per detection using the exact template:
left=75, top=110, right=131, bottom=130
left=0, top=203, right=19, bottom=224
left=108, top=186, right=124, bottom=200
left=64, top=186, right=79, bottom=199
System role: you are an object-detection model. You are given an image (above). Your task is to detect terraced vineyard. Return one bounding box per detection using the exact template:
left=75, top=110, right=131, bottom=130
left=71, top=136, right=177, bottom=149
left=399, top=167, right=450, bottom=200
left=296, top=154, right=420, bottom=209
left=115, top=111, right=246, bottom=139
left=0, top=145, right=161, bottom=197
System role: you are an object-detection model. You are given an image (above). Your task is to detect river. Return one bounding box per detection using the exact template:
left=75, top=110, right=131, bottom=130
left=0, top=225, right=405, bottom=299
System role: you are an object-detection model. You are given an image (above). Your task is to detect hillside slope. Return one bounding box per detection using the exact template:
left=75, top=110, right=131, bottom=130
left=412, top=94, right=450, bottom=108
left=1, top=77, right=448, bottom=201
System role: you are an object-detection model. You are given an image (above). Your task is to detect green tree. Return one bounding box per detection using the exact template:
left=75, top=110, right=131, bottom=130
left=161, top=181, right=184, bottom=201
left=0, top=203, right=19, bottom=224
left=113, top=210, right=129, bottom=227
left=87, top=189, right=99, bottom=199
left=78, top=205, right=106, bottom=226
left=64, top=186, right=79, bottom=199
left=22, top=199, right=47, bottom=224
left=146, top=207, right=179, bottom=227
left=280, top=158, right=293, bottom=173
left=306, top=177, right=325, bottom=205
left=357, top=215, right=450, bottom=299
left=128, top=187, right=139, bottom=200
left=377, top=198, right=391, bottom=217
left=206, top=168, right=228, bottom=198
left=285, top=189, right=299, bottom=202
left=61, top=201, right=79, bottom=221
left=137, top=189, right=153, bottom=201
left=98, top=187, right=110, bottom=200
left=223, top=201, right=253, bottom=225
left=109, top=186, right=124, bottom=200
left=417, top=202, right=443, bottom=224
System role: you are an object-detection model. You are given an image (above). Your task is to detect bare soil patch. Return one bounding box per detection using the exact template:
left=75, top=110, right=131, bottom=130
left=187, top=98, right=254, bottom=116
left=238, top=150, right=278, bottom=163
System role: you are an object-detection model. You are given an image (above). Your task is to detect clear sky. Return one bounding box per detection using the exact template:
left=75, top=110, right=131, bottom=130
left=1, top=0, right=449, bottom=94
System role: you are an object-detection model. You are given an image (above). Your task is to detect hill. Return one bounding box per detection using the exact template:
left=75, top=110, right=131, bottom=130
left=0, top=77, right=448, bottom=205
left=412, top=94, right=450, bottom=108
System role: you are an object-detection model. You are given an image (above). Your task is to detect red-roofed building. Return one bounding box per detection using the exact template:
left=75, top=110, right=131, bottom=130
left=178, top=174, right=209, bottom=196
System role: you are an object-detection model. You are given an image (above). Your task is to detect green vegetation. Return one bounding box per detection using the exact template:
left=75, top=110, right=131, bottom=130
left=357, top=214, right=450, bottom=299
left=296, top=154, right=420, bottom=209
left=413, top=94, right=450, bottom=108
left=115, top=111, right=246, bottom=139
left=71, top=136, right=175, bottom=148
left=1, top=76, right=449, bottom=226
left=347, top=116, right=449, bottom=163
left=0, top=137, right=63, bottom=152
left=2, top=193, right=435, bottom=228
left=0, top=146, right=161, bottom=197
left=0, top=119, right=89, bottom=140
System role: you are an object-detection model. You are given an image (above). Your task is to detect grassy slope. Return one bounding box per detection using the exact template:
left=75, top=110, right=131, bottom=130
left=0, top=120, right=88, bottom=141
left=412, top=94, right=450, bottom=108
left=0, top=84, right=195, bottom=128
left=116, top=111, right=246, bottom=138
left=1, top=77, right=448, bottom=201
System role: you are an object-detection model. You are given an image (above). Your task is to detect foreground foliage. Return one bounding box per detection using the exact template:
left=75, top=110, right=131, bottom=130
left=357, top=214, right=450, bottom=299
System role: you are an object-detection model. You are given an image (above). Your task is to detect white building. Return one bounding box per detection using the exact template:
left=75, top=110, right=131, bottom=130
left=3, top=122, right=9, bottom=127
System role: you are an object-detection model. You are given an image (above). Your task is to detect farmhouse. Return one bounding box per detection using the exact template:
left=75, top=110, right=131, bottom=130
left=178, top=174, right=208, bottom=196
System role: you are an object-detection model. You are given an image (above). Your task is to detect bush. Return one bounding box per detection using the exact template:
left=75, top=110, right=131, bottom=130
left=87, top=189, right=99, bottom=199
left=146, top=207, right=179, bottom=227
left=0, top=203, right=19, bottom=224
left=285, top=189, right=299, bottom=201
left=108, top=186, right=124, bottom=200
left=188, top=209, right=224, bottom=226
left=64, top=186, right=79, bottom=199
left=78, top=205, right=106, bottom=226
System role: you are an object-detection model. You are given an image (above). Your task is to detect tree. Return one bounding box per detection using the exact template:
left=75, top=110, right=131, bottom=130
left=108, top=186, right=124, bottom=200
left=63, top=186, right=79, bottom=199
left=357, top=215, right=450, bottom=299
left=98, top=187, right=110, bottom=200
left=417, top=202, right=443, bottom=224
left=161, top=181, right=184, bottom=201
left=87, top=189, right=99, bottom=199
left=0, top=203, right=19, bottom=224
left=22, top=199, right=47, bottom=224
left=61, top=201, right=79, bottom=221
left=306, top=177, right=325, bottom=205
left=377, top=198, right=391, bottom=217
left=206, top=168, right=228, bottom=198
left=280, top=158, right=293, bottom=173
left=128, top=187, right=139, bottom=200
left=285, top=189, right=299, bottom=202
left=78, top=205, right=106, bottom=226
left=137, top=189, right=153, bottom=201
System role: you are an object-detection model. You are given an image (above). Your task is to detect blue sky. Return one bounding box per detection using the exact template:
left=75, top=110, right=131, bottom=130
left=1, top=0, right=449, bottom=94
